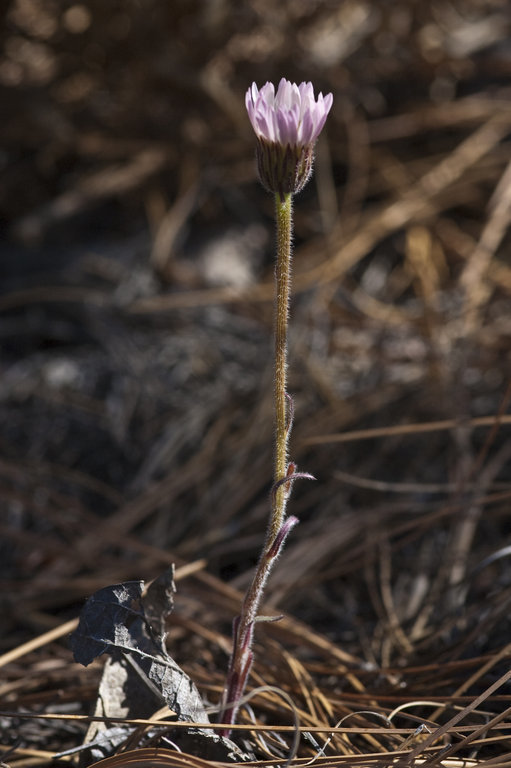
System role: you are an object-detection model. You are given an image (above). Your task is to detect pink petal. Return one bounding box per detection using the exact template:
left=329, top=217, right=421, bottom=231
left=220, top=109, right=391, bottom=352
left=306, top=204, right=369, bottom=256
left=245, top=78, right=333, bottom=147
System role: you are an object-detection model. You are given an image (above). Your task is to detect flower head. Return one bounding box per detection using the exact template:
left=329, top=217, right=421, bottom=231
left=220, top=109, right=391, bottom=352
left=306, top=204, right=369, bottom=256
left=246, top=78, right=333, bottom=148
left=245, top=78, right=333, bottom=197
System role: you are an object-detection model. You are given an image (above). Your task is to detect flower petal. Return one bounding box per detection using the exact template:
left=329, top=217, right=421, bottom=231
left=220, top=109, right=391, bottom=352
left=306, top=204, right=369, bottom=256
left=246, top=78, right=332, bottom=149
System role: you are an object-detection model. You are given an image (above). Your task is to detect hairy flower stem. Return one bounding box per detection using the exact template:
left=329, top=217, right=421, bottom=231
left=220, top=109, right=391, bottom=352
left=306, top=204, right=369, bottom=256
left=272, top=192, right=293, bottom=538
left=219, top=192, right=294, bottom=734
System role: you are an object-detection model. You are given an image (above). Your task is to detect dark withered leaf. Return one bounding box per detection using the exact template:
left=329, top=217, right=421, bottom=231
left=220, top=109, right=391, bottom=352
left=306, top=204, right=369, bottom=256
left=72, top=569, right=249, bottom=763
left=70, top=567, right=207, bottom=720
left=141, top=566, right=176, bottom=652
left=70, top=580, right=145, bottom=667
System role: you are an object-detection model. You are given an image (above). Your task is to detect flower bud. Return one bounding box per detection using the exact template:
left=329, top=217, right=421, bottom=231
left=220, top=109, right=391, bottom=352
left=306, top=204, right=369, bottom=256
left=245, top=78, right=333, bottom=198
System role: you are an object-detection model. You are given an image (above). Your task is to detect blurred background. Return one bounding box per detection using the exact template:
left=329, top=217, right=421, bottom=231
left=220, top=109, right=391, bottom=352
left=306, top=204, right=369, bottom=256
left=2, top=0, right=511, bottom=755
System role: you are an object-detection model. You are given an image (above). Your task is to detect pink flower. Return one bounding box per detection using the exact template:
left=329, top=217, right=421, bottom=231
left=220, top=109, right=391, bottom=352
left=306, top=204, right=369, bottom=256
left=246, top=78, right=333, bottom=149
left=245, top=78, right=333, bottom=197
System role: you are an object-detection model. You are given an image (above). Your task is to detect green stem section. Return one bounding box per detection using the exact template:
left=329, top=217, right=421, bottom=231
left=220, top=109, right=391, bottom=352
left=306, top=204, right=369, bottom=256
left=271, top=191, right=293, bottom=542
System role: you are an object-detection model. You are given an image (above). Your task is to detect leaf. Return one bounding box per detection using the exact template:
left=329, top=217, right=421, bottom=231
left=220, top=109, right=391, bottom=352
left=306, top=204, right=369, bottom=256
left=70, top=567, right=248, bottom=763
left=70, top=580, right=145, bottom=667
left=141, top=569, right=176, bottom=653
left=70, top=566, right=207, bottom=721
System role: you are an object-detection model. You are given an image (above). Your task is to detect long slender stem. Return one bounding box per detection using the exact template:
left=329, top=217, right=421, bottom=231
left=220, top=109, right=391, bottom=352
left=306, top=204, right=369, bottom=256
left=219, top=191, right=294, bottom=733
left=272, top=192, right=293, bottom=541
